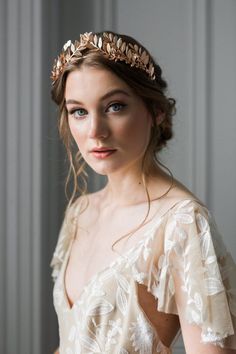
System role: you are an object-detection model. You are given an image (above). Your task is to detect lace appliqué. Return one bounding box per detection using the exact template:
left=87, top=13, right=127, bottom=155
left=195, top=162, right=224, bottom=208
left=151, top=200, right=236, bottom=348
left=129, top=313, right=155, bottom=354
left=52, top=199, right=236, bottom=352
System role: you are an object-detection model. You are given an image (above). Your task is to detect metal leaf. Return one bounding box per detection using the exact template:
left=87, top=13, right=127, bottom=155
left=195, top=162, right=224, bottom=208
left=107, top=43, right=111, bottom=53
left=121, top=42, right=126, bottom=52
left=141, top=50, right=147, bottom=61
left=127, top=49, right=132, bottom=60
left=117, top=38, right=122, bottom=49
left=93, top=34, right=98, bottom=46
left=56, top=60, right=61, bottom=68
left=98, top=37, right=103, bottom=49
left=143, top=54, right=150, bottom=65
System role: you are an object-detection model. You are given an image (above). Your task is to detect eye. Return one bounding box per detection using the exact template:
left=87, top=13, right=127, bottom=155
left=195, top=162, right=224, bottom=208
left=68, top=108, right=87, bottom=119
left=107, top=102, right=126, bottom=113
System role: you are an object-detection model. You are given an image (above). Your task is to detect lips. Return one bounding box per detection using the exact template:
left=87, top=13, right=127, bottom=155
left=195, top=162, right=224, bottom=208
left=90, top=147, right=117, bottom=159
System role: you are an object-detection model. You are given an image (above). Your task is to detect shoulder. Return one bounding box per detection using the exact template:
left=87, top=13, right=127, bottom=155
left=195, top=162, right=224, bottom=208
left=158, top=178, right=210, bottom=225
left=154, top=194, right=228, bottom=299
left=160, top=195, right=229, bottom=267
left=162, top=175, right=211, bottom=218
left=154, top=197, right=236, bottom=349
left=49, top=196, right=84, bottom=282
left=163, top=196, right=212, bottom=236
left=150, top=172, right=207, bottom=216
left=168, top=197, right=209, bottom=218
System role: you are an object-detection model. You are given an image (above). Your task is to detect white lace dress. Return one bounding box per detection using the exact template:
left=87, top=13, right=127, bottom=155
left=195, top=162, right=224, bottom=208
left=50, top=198, right=236, bottom=353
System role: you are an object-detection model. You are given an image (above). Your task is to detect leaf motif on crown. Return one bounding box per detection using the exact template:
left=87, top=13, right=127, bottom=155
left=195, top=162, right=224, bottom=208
left=51, top=32, right=156, bottom=84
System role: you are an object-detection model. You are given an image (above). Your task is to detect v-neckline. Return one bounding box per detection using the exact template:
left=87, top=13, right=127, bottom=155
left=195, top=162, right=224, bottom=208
left=62, top=221, right=158, bottom=311
left=61, top=197, right=203, bottom=312
left=61, top=231, right=176, bottom=354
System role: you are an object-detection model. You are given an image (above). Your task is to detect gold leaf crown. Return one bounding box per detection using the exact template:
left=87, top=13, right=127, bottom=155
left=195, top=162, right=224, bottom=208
left=51, top=32, right=156, bottom=85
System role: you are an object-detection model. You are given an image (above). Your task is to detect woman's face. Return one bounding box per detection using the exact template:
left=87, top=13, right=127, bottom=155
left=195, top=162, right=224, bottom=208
left=65, top=66, right=153, bottom=176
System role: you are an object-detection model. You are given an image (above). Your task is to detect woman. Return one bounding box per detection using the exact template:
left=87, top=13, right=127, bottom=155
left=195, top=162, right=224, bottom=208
left=50, top=31, right=236, bottom=353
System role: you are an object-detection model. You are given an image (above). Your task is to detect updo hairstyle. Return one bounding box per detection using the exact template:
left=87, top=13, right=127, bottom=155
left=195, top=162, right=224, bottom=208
left=51, top=31, right=176, bottom=205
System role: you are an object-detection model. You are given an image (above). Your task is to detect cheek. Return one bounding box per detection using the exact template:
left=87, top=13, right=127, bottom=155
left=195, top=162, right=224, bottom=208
left=68, top=119, right=85, bottom=149
left=115, top=122, right=133, bottom=138
left=120, top=113, right=151, bottom=144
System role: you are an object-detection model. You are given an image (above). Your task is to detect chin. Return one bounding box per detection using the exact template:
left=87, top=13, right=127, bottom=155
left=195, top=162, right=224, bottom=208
left=84, top=154, right=142, bottom=176
left=90, top=165, right=117, bottom=176
left=86, top=159, right=124, bottom=176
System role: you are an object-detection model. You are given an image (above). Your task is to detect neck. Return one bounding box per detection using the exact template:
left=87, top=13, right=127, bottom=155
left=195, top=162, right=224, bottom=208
left=101, top=163, right=171, bottom=208
left=106, top=172, right=145, bottom=207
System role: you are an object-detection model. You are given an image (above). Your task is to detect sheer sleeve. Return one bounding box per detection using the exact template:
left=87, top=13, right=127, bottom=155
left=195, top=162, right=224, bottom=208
left=149, top=200, right=236, bottom=349
left=50, top=199, right=80, bottom=283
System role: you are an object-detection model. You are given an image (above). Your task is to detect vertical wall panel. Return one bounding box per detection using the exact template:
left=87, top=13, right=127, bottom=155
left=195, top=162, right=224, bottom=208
left=191, top=0, right=209, bottom=202
left=41, top=0, right=63, bottom=352
left=6, top=0, right=20, bottom=352
left=209, top=0, right=236, bottom=251
left=2, top=0, right=43, bottom=352
left=31, top=0, right=43, bottom=351
left=19, top=0, right=32, bottom=352
left=93, top=0, right=117, bottom=31
left=0, top=0, right=6, bottom=353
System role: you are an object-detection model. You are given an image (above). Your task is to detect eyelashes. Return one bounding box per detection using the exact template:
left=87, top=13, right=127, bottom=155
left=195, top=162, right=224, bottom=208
left=106, top=102, right=126, bottom=113
left=68, top=102, right=127, bottom=119
left=68, top=108, right=87, bottom=118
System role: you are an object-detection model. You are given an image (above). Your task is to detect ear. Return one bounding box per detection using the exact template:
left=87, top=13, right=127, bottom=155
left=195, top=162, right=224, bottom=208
left=155, top=111, right=165, bottom=126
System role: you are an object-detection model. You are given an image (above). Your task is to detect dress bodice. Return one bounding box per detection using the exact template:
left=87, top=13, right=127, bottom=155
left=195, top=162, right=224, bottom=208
left=51, top=198, right=236, bottom=353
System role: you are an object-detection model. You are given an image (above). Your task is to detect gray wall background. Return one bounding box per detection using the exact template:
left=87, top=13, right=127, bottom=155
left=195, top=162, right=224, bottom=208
left=0, top=0, right=235, bottom=353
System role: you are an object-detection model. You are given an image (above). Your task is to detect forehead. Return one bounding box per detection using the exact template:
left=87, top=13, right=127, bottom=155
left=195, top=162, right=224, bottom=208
left=64, top=66, right=133, bottom=102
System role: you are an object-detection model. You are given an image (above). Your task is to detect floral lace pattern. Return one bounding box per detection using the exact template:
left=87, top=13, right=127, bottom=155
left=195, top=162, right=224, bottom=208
left=50, top=199, right=236, bottom=353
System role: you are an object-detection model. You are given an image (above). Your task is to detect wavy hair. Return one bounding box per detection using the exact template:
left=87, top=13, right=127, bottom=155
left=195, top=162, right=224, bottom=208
left=51, top=31, right=176, bottom=204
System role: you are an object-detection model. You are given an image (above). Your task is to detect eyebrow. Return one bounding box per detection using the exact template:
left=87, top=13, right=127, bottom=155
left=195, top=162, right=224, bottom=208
left=65, top=89, right=131, bottom=106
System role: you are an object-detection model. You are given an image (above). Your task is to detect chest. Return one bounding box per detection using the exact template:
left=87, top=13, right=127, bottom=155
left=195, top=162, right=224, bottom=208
left=63, top=202, right=162, bottom=307
left=64, top=222, right=143, bottom=307
left=62, top=231, right=179, bottom=349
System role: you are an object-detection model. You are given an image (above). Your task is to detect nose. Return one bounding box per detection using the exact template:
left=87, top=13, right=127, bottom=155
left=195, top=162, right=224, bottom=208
left=88, top=112, right=110, bottom=140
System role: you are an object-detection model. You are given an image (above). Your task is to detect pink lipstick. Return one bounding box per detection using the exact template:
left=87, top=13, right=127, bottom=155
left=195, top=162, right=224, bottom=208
left=91, top=147, right=117, bottom=159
